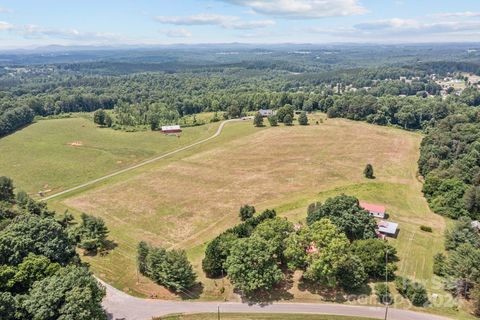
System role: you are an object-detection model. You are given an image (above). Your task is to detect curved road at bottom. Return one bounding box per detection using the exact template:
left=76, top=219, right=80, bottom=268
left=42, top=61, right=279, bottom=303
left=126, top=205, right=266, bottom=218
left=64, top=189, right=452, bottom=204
left=101, top=280, right=451, bottom=320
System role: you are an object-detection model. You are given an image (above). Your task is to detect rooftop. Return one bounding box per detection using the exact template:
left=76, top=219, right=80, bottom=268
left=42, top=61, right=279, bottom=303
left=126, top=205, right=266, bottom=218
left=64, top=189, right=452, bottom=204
left=378, top=220, right=398, bottom=235
left=359, top=201, right=386, bottom=214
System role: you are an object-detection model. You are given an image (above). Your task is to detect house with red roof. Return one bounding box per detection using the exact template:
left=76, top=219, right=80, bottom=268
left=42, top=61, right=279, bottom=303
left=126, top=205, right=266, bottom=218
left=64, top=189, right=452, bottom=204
left=359, top=201, right=386, bottom=219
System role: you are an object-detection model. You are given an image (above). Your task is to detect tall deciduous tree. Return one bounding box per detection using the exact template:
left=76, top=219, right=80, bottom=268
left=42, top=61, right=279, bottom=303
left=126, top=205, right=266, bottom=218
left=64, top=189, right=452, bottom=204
left=225, top=237, right=283, bottom=295
left=303, top=219, right=350, bottom=287
left=350, top=238, right=398, bottom=279
left=0, top=214, right=75, bottom=265
left=306, top=195, right=377, bottom=241
left=22, top=265, right=106, bottom=320
left=0, top=177, right=14, bottom=203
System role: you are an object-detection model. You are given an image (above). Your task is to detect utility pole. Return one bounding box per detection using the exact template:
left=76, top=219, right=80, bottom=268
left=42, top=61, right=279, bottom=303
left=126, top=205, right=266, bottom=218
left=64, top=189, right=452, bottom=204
left=217, top=305, right=220, bottom=320
left=384, top=250, right=389, bottom=320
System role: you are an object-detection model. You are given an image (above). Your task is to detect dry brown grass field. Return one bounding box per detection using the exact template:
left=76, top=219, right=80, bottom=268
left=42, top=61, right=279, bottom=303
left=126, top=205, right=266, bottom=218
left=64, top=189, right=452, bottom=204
left=48, top=114, right=454, bottom=314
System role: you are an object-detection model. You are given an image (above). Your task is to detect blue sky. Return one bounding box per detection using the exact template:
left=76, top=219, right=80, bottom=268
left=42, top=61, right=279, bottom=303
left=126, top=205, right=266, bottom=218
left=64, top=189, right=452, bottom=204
left=0, top=0, right=479, bottom=48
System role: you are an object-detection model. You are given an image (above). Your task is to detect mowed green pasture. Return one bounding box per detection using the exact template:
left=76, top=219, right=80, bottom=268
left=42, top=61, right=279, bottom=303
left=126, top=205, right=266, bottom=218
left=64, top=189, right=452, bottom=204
left=0, top=116, right=220, bottom=195
left=52, top=116, right=451, bottom=305
left=2, top=114, right=466, bottom=317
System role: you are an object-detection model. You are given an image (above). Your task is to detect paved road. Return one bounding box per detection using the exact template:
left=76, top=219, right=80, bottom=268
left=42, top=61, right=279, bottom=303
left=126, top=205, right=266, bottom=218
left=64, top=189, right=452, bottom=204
left=101, top=280, right=451, bottom=320
left=42, top=119, right=241, bottom=201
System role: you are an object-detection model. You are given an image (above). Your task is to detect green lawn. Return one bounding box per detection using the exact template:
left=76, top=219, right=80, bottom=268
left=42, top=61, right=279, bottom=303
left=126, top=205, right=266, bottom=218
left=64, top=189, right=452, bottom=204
left=159, top=314, right=377, bottom=320
left=0, top=116, right=220, bottom=196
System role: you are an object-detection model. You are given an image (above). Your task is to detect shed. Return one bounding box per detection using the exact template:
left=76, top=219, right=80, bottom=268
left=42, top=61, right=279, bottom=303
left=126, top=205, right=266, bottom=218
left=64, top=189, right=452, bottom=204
left=377, top=220, right=398, bottom=236
left=161, top=125, right=182, bottom=134
left=359, top=201, right=386, bottom=219
left=472, top=220, right=480, bottom=231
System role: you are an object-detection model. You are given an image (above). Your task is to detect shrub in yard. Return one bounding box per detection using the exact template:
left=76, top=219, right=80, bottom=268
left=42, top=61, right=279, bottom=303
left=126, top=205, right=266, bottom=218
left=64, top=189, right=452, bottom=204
left=420, top=225, right=433, bottom=232
left=375, top=283, right=392, bottom=305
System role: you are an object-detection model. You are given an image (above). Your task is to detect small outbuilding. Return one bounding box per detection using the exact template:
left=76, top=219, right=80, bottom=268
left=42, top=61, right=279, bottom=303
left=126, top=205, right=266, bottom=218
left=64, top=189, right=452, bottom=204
left=259, top=109, right=276, bottom=117
left=472, top=220, right=480, bottom=231
left=359, top=201, right=386, bottom=219
left=161, top=125, right=182, bottom=134
left=377, top=220, right=398, bottom=236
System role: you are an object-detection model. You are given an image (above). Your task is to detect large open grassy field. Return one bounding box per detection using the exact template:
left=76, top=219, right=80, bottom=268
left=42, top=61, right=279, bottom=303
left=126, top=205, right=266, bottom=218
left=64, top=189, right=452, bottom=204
left=2, top=114, right=469, bottom=318
left=0, top=116, right=220, bottom=196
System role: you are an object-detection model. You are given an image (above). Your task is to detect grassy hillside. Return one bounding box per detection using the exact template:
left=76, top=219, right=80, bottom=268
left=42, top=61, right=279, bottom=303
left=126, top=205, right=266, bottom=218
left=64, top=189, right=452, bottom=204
left=0, top=116, right=219, bottom=196
left=2, top=114, right=467, bottom=317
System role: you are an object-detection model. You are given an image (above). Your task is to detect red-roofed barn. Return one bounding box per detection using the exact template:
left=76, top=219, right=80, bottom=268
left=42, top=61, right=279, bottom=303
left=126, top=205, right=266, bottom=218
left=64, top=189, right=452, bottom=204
left=359, top=201, right=386, bottom=219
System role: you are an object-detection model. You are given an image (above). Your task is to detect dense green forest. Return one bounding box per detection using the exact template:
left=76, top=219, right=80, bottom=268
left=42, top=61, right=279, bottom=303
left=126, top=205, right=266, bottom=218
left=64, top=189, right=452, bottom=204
left=0, top=177, right=107, bottom=319
left=1, top=46, right=480, bottom=219
left=2, top=44, right=480, bottom=316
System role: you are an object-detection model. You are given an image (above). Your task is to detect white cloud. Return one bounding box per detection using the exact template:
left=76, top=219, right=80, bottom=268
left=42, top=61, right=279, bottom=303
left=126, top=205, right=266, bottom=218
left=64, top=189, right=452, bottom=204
left=354, top=18, right=480, bottom=34
left=159, top=28, right=192, bottom=38
left=219, top=0, right=367, bottom=18
left=430, top=11, right=480, bottom=18
left=155, top=13, right=275, bottom=29
left=17, top=24, right=123, bottom=42
left=354, top=18, right=421, bottom=31
left=0, top=21, right=12, bottom=31
left=0, top=7, right=13, bottom=13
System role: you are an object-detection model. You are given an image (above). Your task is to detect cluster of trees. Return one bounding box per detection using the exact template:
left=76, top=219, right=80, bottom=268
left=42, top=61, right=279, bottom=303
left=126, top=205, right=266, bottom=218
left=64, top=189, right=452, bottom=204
left=137, top=242, right=196, bottom=292
left=433, top=217, right=480, bottom=315
left=0, top=176, right=106, bottom=320
left=419, top=109, right=480, bottom=219
left=2, top=55, right=479, bottom=135
left=395, top=277, right=429, bottom=307
left=70, top=213, right=110, bottom=255
left=0, top=106, right=34, bottom=137
left=202, top=208, right=277, bottom=279
left=202, top=196, right=398, bottom=297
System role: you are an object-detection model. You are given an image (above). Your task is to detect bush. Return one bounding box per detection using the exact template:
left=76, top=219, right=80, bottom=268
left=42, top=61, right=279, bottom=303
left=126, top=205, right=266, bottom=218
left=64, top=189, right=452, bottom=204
left=375, top=283, right=392, bottom=305
left=239, top=205, right=256, bottom=221
left=298, top=112, right=309, bottom=125
left=364, top=164, right=374, bottom=179
left=420, top=225, right=433, bottom=232
left=395, top=276, right=429, bottom=307
left=433, top=253, right=446, bottom=276
left=267, top=115, right=278, bottom=126
left=253, top=112, right=264, bottom=127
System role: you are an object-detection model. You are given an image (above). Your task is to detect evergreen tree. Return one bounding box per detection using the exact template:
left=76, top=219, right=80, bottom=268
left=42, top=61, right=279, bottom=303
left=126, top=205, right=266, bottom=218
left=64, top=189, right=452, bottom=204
left=364, top=164, right=374, bottom=179
left=267, top=115, right=278, bottom=126
left=298, top=111, right=309, bottom=125
left=283, top=114, right=293, bottom=126
left=253, top=112, right=264, bottom=127
left=0, top=177, right=14, bottom=203
left=93, top=109, right=106, bottom=126
left=239, top=205, right=256, bottom=221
